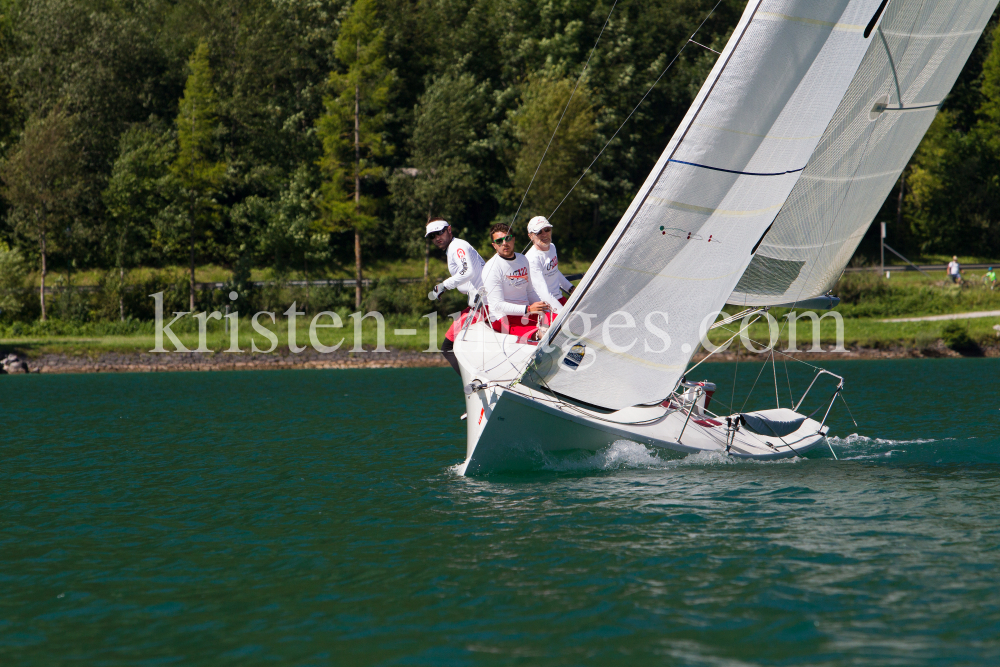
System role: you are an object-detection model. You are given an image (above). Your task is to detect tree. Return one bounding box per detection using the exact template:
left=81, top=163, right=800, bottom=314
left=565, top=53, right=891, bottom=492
left=316, top=0, right=395, bottom=309
left=507, top=72, right=599, bottom=247
left=388, top=69, right=488, bottom=276
left=907, top=19, right=1000, bottom=258
left=165, top=40, right=226, bottom=312
left=0, top=105, right=84, bottom=321
left=0, top=241, right=28, bottom=317
left=103, top=124, right=173, bottom=320
left=231, top=166, right=330, bottom=284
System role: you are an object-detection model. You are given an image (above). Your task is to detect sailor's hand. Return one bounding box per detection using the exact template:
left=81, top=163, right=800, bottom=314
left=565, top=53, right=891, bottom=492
left=428, top=283, right=445, bottom=301
left=527, top=301, right=550, bottom=313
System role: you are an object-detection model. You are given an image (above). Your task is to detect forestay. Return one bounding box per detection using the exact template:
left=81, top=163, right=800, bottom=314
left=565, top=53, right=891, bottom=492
left=525, top=0, right=888, bottom=411
left=729, top=0, right=1000, bottom=306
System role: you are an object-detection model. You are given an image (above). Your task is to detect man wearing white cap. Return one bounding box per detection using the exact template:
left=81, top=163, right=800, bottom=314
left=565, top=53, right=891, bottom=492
left=425, top=218, right=486, bottom=375
left=525, top=216, right=574, bottom=313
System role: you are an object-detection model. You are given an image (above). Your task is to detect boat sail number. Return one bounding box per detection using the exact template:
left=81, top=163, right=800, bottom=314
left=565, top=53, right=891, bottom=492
left=659, top=226, right=719, bottom=243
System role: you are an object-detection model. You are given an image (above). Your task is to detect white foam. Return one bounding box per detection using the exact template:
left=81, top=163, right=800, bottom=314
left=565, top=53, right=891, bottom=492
left=828, top=433, right=946, bottom=460
left=540, top=440, right=801, bottom=472
left=541, top=440, right=664, bottom=472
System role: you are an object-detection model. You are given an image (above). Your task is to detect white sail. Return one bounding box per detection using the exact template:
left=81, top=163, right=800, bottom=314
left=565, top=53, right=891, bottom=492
left=525, top=0, right=889, bottom=410
left=728, top=0, right=999, bottom=306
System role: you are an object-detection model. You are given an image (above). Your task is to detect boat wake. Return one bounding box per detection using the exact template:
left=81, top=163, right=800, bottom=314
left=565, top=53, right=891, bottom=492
left=539, top=440, right=800, bottom=473
left=828, top=433, right=952, bottom=461
left=451, top=434, right=997, bottom=476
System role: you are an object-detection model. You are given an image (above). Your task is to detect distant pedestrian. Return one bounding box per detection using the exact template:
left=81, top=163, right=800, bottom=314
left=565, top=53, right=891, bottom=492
left=986, top=267, right=997, bottom=290
left=947, top=256, right=962, bottom=284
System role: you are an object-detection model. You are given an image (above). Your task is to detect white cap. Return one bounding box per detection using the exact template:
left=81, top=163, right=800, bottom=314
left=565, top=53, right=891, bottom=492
left=425, top=219, right=450, bottom=236
left=527, top=216, right=552, bottom=234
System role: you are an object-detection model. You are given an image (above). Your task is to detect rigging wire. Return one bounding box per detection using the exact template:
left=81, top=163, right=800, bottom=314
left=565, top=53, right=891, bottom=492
left=509, top=0, right=620, bottom=228
left=682, top=312, right=763, bottom=380
left=771, top=347, right=779, bottom=408
left=839, top=391, right=859, bottom=427
left=727, top=5, right=926, bottom=418
left=782, top=353, right=794, bottom=406
left=547, top=0, right=727, bottom=220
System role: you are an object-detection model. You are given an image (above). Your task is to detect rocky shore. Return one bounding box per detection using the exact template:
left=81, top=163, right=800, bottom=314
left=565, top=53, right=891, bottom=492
left=1, top=341, right=997, bottom=375
left=5, top=348, right=450, bottom=374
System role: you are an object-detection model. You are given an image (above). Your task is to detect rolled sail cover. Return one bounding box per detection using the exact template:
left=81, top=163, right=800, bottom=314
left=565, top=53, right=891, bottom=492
left=729, top=0, right=1000, bottom=306
left=527, top=0, right=889, bottom=410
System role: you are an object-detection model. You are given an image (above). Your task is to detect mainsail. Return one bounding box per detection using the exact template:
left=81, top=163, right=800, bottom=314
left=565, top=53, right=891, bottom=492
left=526, top=0, right=901, bottom=410
left=729, top=0, right=999, bottom=306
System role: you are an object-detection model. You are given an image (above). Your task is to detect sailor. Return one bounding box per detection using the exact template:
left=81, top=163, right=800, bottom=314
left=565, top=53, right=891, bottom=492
left=525, top=215, right=575, bottom=313
left=482, top=223, right=551, bottom=341
left=426, top=218, right=487, bottom=374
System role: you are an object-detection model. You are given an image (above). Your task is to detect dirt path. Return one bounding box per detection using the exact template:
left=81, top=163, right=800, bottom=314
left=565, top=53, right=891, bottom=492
left=881, top=310, right=1000, bottom=323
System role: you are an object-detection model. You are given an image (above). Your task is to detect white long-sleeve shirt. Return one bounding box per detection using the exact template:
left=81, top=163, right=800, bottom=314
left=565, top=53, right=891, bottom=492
left=482, top=253, right=541, bottom=322
left=442, top=238, right=486, bottom=307
left=525, top=243, right=573, bottom=312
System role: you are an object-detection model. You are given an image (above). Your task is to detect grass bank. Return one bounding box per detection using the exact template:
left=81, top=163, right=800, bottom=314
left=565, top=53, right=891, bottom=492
left=2, top=263, right=999, bottom=362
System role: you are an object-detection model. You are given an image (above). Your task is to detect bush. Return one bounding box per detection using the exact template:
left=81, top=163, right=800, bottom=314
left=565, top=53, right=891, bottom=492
left=941, top=321, right=979, bottom=353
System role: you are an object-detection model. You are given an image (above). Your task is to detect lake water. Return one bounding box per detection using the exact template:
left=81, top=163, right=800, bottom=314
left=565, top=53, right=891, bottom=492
left=2, top=358, right=999, bottom=665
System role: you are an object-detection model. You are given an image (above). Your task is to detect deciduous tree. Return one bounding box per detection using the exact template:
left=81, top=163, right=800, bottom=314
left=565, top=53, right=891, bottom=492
left=103, top=124, right=174, bottom=320
left=388, top=69, right=489, bottom=276
left=0, top=105, right=84, bottom=320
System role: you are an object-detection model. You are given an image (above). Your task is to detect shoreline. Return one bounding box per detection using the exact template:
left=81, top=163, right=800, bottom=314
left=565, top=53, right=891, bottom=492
left=3, top=341, right=997, bottom=374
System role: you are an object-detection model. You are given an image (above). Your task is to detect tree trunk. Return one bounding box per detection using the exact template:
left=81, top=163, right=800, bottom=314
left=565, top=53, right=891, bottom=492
left=424, top=201, right=432, bottom=279
left=896, top=172, right=905, bottom=235
left=39, top=231, right=47, bottom=322
left=120, top=265, right=125, bottom=322
left=354, top=69, right=363, bottom=310
left=355, top=232, right=362, bottom=309
left=189, top=227, right=196, bottom=312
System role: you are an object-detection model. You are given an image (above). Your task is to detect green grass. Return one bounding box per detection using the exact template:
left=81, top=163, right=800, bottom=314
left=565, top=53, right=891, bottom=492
left=0, top=313, right=449, bottom=357
left=6, top=259, right=1000, bottom=359
left=5, top=310, right=998, bottom=359
left=706, top=311, right=1000, bottom=352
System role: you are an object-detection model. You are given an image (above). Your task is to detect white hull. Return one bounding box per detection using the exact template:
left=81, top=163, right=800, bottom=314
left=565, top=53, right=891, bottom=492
left=454, top=321, right=830, bottom=476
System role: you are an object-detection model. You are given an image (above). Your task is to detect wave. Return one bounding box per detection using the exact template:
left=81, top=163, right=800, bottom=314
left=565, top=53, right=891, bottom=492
left=540, top=440, right=800, bottom=473
left=452, top=433, right=998, bottom=476
left=828, top=433, right=946, bottom=460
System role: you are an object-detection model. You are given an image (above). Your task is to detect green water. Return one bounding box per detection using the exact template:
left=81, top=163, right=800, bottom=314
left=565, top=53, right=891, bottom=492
left=2, top=358, right=999, bottom=665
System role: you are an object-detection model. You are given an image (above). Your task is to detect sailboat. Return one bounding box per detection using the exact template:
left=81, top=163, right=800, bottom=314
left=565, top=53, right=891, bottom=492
left=453, top=0, right=999, bottom=476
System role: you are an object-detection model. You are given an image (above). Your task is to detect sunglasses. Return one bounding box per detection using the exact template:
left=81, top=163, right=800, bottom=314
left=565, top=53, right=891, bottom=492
left=428, top=229, right=448, bottom=239
left=492, top=234, right=514, bottom=244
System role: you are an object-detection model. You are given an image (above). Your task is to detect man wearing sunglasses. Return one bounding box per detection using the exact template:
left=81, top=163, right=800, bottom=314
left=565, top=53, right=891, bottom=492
left=426, top=218, right=487, bottom=375
left=482, top=223, right=551, bottom=341
left=525, top=215, right=574, bottom=313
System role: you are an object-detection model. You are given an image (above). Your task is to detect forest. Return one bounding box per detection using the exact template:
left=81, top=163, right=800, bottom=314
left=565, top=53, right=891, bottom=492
left=0, top=0, right=999, bottom=324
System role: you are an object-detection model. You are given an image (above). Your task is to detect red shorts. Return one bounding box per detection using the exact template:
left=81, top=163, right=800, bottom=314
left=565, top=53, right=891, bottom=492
left=490, top=311, right=556, bottom=343
left=445, top=307, right=485, bottom=342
